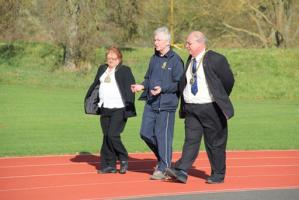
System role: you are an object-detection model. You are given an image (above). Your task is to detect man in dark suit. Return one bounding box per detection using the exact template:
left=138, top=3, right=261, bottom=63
left=165, top=31, right=234, bottom=184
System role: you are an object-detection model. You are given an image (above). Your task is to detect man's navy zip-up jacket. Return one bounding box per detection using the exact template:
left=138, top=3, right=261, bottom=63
left=139, top=49, right=184, bottom=111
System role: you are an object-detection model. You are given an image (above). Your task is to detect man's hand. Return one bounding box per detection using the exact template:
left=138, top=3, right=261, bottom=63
left=150, top=86, right=161, bottom=96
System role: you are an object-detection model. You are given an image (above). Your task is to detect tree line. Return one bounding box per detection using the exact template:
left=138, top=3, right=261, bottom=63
left=1, top=0, right=298, bottom=69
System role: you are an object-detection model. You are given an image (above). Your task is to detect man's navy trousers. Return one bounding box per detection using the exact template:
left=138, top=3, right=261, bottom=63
left=140, top=104, right=175, bottom=172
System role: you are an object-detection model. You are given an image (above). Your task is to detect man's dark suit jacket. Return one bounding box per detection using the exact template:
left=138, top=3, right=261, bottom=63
left=84, top=63, right=136, bottom=118
left=179, top=50, right=234, bottom=119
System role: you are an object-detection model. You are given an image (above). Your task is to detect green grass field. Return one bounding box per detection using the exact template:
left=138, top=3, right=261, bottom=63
left=0, top=42, right=299, bottom=156
left=0, top=84, right=298, bottom=157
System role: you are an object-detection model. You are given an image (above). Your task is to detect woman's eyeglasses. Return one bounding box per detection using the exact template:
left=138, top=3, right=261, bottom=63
left=107, top=57, right=118, bottom=61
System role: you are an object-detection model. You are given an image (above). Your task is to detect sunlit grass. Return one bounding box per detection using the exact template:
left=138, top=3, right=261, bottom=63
left=0, top=42, right=298, bottom=156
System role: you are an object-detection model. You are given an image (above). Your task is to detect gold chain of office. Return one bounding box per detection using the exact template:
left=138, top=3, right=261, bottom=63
left=190, top=51, right=206, bottom=85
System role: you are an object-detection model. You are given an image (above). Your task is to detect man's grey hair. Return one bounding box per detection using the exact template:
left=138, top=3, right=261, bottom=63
left=154, top=27, right=171, bottom=42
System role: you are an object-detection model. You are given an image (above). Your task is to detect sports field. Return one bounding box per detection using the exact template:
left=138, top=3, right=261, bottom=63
left=1, top=47, right=299, bottom=156
left=0, top=45, right=299, bottom=199
left=0, top=83, right=299, bottom=156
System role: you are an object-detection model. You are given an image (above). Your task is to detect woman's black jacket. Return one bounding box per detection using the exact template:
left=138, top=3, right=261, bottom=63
left=84, top=64, right=136, bottom=118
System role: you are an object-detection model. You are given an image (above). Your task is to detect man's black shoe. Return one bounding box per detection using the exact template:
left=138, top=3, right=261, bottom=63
left=97, top=166, right=117, bottom=174
left=206, top=176, right=224, bottom=184
left=165, top=167, right=188, bottom=183
left=119, top=161, right=128, bottom=174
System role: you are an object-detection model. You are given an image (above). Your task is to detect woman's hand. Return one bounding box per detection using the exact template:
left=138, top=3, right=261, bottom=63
left=131, top=84, right=144, bottom=93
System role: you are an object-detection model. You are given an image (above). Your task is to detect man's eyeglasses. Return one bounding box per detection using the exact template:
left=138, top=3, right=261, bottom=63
left=185, top=39, right=201, bottom=46
left=185, top=42, right=194, bottom=46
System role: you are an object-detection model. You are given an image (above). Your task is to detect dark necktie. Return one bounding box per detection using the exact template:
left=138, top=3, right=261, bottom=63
left=191, top=58, right=198, bottom=95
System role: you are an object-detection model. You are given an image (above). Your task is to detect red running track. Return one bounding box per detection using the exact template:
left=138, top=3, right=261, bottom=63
left=0, top=150, right=299, bottom=200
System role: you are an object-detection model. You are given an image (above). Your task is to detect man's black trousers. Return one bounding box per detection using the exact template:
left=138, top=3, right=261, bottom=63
left=175, top=102, right=228, bottom=179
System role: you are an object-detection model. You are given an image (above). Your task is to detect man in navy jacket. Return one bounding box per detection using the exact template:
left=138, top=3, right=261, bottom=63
left=166, top=31, right=234, bottom=184
left=131, top=27, right=184, bottom=180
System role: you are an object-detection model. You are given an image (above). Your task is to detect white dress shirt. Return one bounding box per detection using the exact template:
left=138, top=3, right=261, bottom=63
left=98, top=67, right=125, bottom=109
left=183, top=50, right=214, bottom=104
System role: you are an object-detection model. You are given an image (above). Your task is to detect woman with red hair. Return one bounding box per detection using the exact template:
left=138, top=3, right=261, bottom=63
left=84, top=47, right=136, bottom=174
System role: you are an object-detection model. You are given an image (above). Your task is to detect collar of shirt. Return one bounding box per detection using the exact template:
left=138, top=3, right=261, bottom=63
left=105, top=67, right=116, bottom=75
left=154, top=49, right=173, bottom=58
left=192, top=49, right=206, bottom=62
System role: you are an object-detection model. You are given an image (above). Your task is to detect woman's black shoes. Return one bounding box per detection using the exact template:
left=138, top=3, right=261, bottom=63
left=98, top=161, right=128, bottom=174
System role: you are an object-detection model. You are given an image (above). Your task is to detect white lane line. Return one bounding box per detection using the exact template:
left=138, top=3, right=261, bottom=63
left=0, top=164, right=299, bottom=179
left=0, top=162, right=99, bottom=168
left=0, top=172, right=96, bottom=179
left=1, top=156, right=299, bottom=169
left=0, top=180, right=152, bottom=192
left=1, top=174, right=298, bottom=193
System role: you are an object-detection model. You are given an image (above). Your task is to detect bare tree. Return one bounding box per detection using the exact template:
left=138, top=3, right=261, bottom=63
left=103, top=0, right=141, bottom=45
left=1, top=0, right=298, bottom=53
left=0, top=0, right=35, bottom=41
left=0, top=0, right=18, bottom=40
left=62, top=0, right=80, bottom=69
left=38, top=0, right=105, bottom=70
left=222, top=0, right=299, bottom=48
